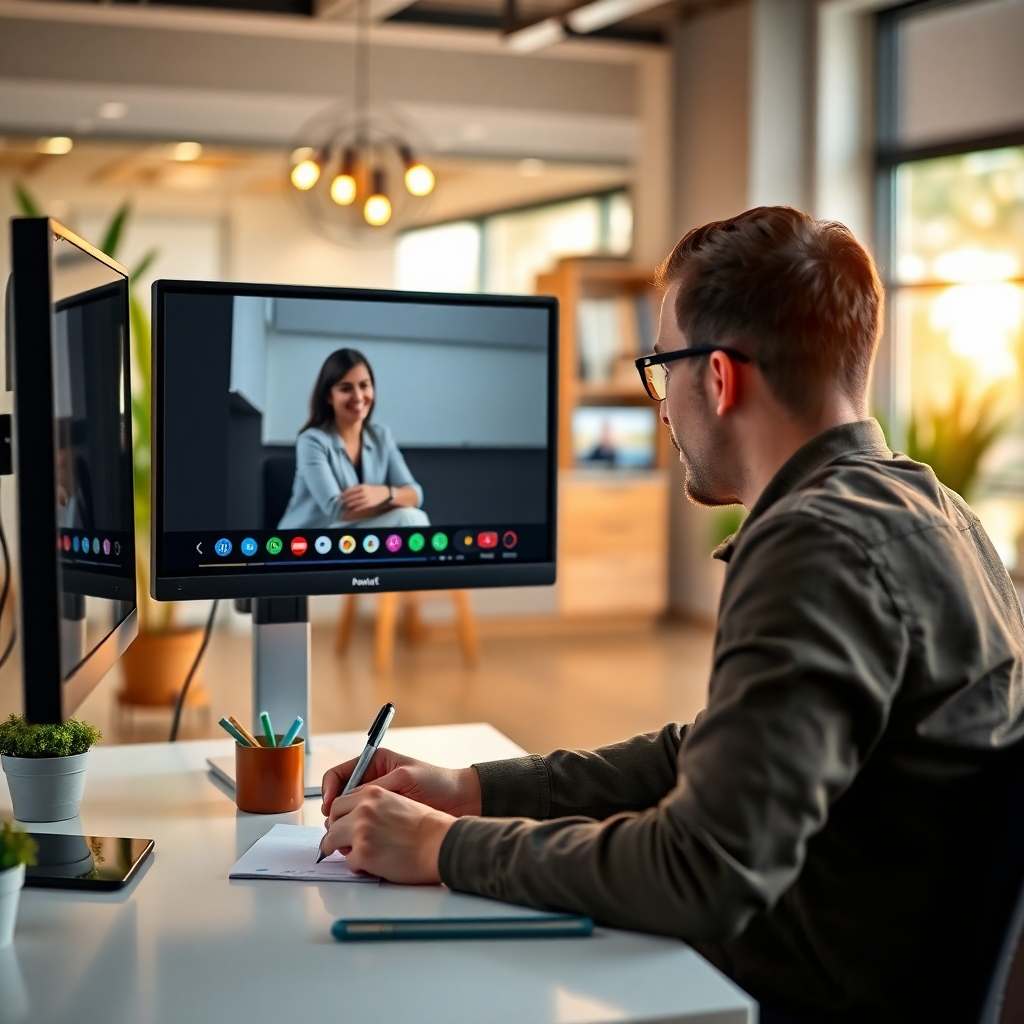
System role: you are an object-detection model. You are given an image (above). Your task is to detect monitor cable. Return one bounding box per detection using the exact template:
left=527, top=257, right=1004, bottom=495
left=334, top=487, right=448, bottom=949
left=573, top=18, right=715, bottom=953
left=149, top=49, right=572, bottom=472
left=169, top=599, right=219, bottom=742
left=0, top=478, right=14, bottom=671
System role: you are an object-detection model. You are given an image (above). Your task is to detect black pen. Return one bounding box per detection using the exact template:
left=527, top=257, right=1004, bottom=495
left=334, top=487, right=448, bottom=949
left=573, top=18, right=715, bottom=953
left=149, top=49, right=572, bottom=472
left=317, top=702, right=396, bottom=863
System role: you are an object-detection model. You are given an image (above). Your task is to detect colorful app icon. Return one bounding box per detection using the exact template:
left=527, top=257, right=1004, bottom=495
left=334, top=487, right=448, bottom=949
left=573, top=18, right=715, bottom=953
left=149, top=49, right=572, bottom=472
left=92, top=538, right=100, bottom=554
left=408, top=532, right=425, bottom=553
left=103, top=539, right=111, bottom=556
left=385, top=534, right=402, bottom=553
left=62, top=535, right=70, bottom=552
left=72, top=536, right=80, bottom=553
left=431, top=532, right=448, bottom=552
left=502, top=530, right=518, bottom=549
left=266, top=536, right=283, bottom=555
left=241, top=537, right=258, bottom=557
left=455, top=530, right=475, bottom=550
left=114, top=541, right=121, bottom=556
left=315, top=535, right=332, bottom=555
left=340, top=535, right=356, bottom=554
left=215, top=538, right=232, bottom=557
left=477, top=531, right=498, bottom=549
left=291, top=537, right=308, bottom=556
left=363, top=534, right=380, bottom=553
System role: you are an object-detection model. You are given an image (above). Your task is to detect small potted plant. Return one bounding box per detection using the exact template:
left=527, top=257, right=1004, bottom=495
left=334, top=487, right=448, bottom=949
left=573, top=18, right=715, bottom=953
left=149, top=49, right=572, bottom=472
left=0, top=714, right=101, bottom=822
left=0, top=820, right=37, bottom=948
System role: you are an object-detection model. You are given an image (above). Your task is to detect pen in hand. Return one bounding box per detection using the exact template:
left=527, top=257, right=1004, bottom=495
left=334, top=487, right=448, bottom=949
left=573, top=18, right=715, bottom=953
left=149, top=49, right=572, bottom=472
left=317, top=702, right=396, bottom=863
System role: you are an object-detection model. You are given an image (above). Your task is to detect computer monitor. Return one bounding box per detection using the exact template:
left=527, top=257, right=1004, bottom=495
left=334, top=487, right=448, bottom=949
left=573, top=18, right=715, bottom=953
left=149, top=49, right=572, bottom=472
left=8, top=218, right=138, bottom=723
left=151, top=282, right=558, bottom=601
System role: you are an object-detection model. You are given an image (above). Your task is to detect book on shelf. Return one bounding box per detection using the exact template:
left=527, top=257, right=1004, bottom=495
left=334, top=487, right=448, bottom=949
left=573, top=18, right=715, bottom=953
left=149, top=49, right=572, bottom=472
left=577, top=292, right=658, bottom=384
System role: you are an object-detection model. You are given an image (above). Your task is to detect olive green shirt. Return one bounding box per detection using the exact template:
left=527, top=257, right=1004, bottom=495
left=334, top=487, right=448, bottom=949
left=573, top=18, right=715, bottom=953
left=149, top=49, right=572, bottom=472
left=438, top=420, right=1024, bottom=1024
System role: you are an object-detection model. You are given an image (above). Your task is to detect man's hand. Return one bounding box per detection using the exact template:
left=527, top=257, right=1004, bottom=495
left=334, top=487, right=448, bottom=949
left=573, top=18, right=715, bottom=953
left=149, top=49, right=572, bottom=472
left=320, top=786, right=455, bottom=884
left=321, top=748, right=482, bottom=819
left=341, top=483, right=390, bottom=514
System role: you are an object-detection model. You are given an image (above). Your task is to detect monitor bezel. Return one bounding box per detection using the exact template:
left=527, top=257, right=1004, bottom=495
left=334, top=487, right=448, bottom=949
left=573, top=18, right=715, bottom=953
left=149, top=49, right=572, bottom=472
left=10, top=217, right=138, bottom=723
left=151, top=279, right=559, bottom=601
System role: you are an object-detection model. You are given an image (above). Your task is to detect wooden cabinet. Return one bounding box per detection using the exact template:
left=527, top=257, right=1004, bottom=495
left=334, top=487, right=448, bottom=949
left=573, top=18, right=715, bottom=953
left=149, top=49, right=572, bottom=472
left=557, top=471, right=669, bottom=616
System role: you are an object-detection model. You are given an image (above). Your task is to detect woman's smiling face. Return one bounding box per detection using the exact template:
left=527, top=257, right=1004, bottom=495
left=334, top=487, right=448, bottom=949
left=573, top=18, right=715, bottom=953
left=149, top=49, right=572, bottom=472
left=329, top=363, right=374, bottom=427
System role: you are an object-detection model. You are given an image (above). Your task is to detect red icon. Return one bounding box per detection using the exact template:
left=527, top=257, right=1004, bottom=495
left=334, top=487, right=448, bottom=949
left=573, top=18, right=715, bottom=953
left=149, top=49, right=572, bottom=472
left=290, top=537, right=308, bottom=556
left=62, top=535, right=71, bottom=551
left=477, top=532, right=498, bottom=549
left=502, top=531, right=518, bottom=549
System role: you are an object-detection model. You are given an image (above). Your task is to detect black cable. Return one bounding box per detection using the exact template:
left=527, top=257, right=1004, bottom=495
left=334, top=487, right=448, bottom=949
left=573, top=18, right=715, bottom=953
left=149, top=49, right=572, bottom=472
left=0, top=478, right=15, bottom=671
left=169, top=599, right=219, bottom=742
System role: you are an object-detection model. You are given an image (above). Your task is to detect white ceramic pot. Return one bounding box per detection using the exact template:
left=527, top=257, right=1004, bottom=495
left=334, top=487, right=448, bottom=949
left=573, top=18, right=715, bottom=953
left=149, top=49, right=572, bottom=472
left=0, top=864, right=25, bottom=949
left=1, top=751, right=89, bottom=822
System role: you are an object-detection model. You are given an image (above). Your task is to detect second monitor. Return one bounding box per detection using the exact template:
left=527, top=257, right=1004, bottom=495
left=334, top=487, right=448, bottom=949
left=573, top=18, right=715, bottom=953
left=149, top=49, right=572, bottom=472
left=152, top=282, right=558, bottom=601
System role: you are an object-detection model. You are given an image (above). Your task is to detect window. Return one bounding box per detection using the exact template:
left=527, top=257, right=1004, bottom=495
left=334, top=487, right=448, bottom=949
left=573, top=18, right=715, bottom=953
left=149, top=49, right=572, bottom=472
left=878, top=1, right=1024, bottom=568
left=396, top=191, right=632, bottom=295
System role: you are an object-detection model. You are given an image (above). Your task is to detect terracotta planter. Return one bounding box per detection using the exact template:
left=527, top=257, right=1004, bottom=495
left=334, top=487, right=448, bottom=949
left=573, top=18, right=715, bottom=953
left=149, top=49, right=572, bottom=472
left=118, top=629, right=208, bottom=707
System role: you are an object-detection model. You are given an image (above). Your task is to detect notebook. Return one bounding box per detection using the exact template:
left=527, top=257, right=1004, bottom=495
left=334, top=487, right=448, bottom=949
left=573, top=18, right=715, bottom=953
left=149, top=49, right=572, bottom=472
left=229, top=823, right=379, bottom=883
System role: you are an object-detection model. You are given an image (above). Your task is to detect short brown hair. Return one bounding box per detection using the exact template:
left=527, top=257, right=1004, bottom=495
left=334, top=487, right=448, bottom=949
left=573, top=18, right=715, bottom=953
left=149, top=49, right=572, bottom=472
left=655, top=207, right=884, bottom=416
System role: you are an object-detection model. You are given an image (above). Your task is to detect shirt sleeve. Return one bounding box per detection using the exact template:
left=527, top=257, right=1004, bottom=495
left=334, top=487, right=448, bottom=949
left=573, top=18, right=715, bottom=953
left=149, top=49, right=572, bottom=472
left=438, top=512, right=908, bottom=942
left=294, top=431, right=344, bottom=521
left=381, top=430, right=423, bottom=506
left=473, top=724, right=687, bottom=820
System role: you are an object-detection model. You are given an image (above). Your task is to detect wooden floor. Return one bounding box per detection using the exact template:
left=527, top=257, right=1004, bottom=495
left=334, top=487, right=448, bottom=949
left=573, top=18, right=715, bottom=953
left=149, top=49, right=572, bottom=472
left=0, top=618, right=716, bottom=757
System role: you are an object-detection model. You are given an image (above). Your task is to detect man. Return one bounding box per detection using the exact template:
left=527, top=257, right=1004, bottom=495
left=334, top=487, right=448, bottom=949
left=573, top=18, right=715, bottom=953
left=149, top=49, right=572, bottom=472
left=320, top=207, right=1024, bottom=1023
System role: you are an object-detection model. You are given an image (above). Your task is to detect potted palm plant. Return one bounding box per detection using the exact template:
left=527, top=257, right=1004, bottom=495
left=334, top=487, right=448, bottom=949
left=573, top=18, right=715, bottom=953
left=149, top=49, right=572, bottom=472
left=0, top=714, right=100, bottom=821
left=14, top=188, right=208, bottom=709
left=0, top=820, right=37, bottom=948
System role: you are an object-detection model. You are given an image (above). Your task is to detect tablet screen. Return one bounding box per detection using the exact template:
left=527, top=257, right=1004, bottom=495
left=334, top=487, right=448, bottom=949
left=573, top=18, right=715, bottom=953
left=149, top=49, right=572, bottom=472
left=24, top=833, right=153, bottom=891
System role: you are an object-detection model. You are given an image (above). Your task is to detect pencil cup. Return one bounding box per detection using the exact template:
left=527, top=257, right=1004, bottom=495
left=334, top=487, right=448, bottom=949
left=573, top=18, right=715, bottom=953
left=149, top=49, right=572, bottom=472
left=235, top=737, right=304, bottom=814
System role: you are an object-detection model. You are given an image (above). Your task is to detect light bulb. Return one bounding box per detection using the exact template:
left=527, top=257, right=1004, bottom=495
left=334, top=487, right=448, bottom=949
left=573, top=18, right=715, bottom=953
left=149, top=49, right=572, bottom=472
left=291, top=158, right=321, bottom=191
left=404, top=162, right=435, bottom=197
left=364, top=193, right=392, bottom=226
left=331, top=173, right=357, bottom=206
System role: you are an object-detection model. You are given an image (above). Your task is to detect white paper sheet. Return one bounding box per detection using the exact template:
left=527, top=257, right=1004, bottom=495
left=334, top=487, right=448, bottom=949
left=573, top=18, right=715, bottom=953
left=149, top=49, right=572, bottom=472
left=229, top=824, right=379, bottom=883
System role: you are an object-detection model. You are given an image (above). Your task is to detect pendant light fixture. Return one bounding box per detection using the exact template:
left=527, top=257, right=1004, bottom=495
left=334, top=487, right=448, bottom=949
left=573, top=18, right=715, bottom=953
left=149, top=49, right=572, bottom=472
left=287, top=0, right=434, bottom=241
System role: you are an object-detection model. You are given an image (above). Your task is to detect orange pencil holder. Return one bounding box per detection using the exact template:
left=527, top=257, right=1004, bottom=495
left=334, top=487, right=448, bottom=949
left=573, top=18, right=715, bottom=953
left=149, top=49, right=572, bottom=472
left=235, top=737, right=305, bottom=814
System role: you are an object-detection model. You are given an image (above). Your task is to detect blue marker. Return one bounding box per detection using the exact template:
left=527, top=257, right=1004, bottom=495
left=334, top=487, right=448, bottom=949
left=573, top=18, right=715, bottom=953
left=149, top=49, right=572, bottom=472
left=217, top=717, right=253, bottom=747
left=281, top=717, right=304, bottom=747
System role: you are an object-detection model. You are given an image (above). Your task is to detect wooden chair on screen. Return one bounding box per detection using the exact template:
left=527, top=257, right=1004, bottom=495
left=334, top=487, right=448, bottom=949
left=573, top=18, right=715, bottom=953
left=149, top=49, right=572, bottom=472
left=335, top=591, right=479, bottom=674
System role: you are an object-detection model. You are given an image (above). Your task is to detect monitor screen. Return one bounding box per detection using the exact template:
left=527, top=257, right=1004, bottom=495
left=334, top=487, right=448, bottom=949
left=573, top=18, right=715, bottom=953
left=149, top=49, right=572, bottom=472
left=572, top=406, right=656, bottom=469
left=9, top=218, right=137, bottom=721
left=151, top=282, right=558, bottom=600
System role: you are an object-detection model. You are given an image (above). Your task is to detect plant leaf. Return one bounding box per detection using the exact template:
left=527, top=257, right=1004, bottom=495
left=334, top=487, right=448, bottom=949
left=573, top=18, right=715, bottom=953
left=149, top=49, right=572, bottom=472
left=13, top=181, right=42, bottom=217
left=130, top=249, right=158, bottom=282
left=100, top=202, right=131, bottom=259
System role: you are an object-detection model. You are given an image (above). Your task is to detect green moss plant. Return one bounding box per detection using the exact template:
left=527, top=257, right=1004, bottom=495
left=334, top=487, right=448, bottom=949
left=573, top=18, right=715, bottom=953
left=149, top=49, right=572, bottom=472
left=0, top=714, right=101, bottom=759
left=0, top=820, right=37, bottom=870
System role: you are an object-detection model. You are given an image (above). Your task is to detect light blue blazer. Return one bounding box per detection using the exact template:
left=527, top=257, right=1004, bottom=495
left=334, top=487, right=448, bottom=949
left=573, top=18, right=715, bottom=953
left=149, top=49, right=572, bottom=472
left=277, top=423, right=424, bottom=530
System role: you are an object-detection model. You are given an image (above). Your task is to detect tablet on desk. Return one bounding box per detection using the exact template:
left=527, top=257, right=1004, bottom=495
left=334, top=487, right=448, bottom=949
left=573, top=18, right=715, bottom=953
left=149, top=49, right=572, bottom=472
left=24, top=833, right=154, bottom=891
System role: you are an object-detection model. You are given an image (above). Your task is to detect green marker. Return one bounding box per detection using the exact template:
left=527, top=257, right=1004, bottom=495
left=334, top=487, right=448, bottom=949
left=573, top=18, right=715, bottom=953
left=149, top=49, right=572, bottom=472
left=431, top=532, right=448, bottom=552
left=408, top=532, right=425, bottom=552
left=266, top=536, right=283, bottom=555
left=260, top=710, right=276, bottom=747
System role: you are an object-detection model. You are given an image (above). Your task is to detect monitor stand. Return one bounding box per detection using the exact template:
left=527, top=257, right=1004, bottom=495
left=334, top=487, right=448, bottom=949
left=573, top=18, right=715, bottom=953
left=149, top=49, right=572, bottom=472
left=206, top=597, right=343, bottom=798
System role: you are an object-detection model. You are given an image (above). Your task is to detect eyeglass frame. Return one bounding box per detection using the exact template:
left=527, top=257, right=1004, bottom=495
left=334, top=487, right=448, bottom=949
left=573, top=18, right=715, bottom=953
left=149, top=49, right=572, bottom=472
left=634, top=346, right=752, bottom=401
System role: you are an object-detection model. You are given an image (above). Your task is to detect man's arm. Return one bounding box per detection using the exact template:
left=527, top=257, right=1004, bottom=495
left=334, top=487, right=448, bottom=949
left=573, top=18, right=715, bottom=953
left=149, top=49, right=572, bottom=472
left=438, top=514, right=907, bottom=940
left=473, top=725, right=688, bottom=820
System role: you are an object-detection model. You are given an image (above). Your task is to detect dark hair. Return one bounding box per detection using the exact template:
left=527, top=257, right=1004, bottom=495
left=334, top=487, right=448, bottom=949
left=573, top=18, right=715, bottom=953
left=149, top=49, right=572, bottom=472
left=302, top=348, right=375, bottom=432
left=654, top=206, right=884, bottom=417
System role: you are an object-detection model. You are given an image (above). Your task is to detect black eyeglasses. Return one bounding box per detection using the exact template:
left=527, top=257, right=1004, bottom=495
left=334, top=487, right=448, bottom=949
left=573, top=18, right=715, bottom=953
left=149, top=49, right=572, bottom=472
left=634, top=346, right=752, bottom=401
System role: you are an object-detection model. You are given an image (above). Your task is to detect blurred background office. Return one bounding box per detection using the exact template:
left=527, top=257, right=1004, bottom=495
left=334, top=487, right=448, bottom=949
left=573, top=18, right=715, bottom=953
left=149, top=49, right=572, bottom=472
left=0, top=0, right=1021, bottom=755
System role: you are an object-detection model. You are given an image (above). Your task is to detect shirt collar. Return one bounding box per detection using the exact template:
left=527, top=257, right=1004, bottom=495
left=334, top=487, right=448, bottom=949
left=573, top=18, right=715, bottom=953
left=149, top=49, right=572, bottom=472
left=712, top=418, right=890, bottom=563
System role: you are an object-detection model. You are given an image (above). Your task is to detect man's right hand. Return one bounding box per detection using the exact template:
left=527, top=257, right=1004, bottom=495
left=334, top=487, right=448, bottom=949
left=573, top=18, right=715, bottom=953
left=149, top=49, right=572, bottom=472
left=321, top=749, right=482, bottom=821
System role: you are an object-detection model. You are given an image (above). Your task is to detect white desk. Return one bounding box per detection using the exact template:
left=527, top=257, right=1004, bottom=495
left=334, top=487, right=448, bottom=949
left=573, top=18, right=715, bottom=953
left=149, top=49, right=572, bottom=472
left=0, top=724, right=755, bottom=1024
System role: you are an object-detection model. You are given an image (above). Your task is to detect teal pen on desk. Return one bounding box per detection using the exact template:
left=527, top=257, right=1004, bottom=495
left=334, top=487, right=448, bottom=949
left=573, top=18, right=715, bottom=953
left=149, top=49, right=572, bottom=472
left=218, top=718, right=253, bottom=747
left=260, top=711, right=276, bottom=747
left=281, top=717, right=304, bottom=747
left=331, top=915, right=593, bottom=942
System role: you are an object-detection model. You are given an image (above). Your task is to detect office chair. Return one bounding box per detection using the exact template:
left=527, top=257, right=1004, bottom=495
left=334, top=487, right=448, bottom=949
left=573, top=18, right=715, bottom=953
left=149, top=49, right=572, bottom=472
left=980, top=867, right=1024, bottom=1024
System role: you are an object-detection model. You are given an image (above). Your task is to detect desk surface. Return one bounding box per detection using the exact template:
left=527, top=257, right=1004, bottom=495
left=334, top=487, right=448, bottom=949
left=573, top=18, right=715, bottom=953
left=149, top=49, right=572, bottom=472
left=0, top=724, right=754, bottom=1024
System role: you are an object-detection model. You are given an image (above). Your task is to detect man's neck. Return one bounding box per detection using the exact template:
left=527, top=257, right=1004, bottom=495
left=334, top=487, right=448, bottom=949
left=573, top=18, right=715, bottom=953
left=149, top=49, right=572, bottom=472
left=737, top=399, right=865, bottom=509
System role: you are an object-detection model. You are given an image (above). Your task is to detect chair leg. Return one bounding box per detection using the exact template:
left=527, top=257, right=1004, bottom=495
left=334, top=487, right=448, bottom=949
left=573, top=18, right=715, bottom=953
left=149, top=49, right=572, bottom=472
left=453, top=590, right=479, bottom=667
left=374, top=592, right=399, bottom=674
left=404, top=595, right=427, bottom=646
left=336, top=594, right=357, bottom=653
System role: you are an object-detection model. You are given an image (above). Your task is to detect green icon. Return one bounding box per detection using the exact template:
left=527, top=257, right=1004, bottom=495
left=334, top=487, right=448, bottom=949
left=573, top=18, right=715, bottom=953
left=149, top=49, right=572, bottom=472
left=266, top=536, right=283, bottom=555
left=408, top=533, right=425, bottom=553
left=431, top=532, right=449, bottom=552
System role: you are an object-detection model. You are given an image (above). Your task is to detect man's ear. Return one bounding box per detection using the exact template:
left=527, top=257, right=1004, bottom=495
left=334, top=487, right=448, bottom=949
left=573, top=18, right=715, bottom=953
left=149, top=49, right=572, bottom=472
left=708, top=350, right=739, bottom=417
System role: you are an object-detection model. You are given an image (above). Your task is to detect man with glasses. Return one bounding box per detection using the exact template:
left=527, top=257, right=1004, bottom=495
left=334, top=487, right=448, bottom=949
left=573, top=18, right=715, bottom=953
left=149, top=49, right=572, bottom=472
left=320, top=207, right=1024, bottom=1024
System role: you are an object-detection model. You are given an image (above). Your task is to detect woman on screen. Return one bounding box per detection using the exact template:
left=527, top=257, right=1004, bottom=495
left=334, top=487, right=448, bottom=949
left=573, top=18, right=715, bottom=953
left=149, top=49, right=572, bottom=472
left=277, top=348, right=429, bottom=530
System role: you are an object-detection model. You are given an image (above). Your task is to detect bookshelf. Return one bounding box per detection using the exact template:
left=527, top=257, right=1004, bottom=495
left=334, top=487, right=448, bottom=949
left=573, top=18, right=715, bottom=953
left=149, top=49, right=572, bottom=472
left=536, top=258, right=670, bottom=618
